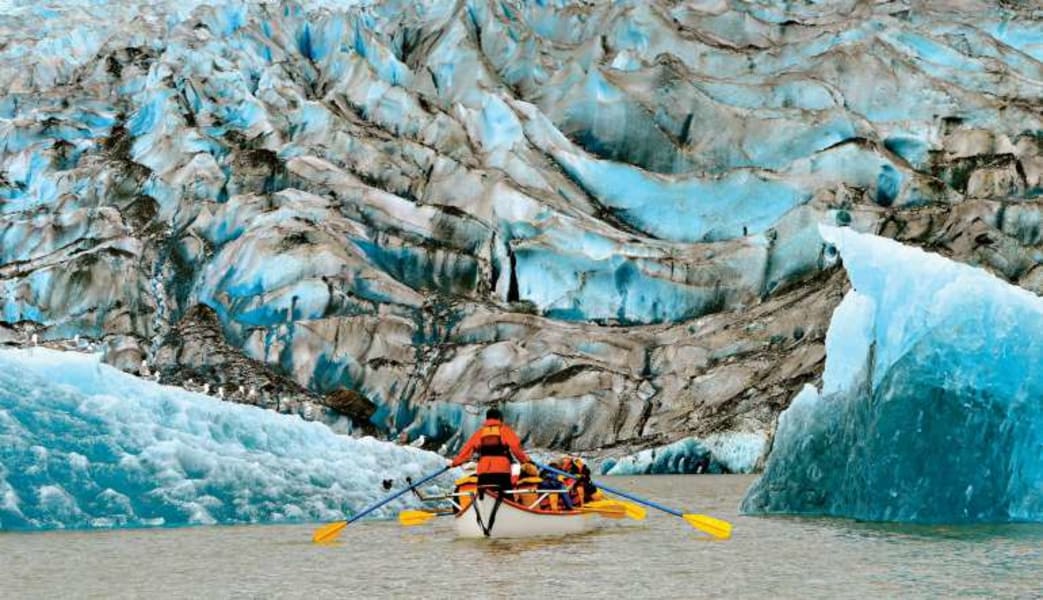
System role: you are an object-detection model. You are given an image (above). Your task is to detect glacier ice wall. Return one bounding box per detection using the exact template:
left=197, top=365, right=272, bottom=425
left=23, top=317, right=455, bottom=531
left=1, top=0, right=1042, bottom=460
left=741, top=226, right=1042, bottom=523
left=0, top=347, right=446, bottom=531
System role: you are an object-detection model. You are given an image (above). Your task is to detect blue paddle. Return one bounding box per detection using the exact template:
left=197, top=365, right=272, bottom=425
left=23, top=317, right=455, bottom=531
left=537, top=462, right=732, bottom=539
left=312, top=465, right=450, bottom=542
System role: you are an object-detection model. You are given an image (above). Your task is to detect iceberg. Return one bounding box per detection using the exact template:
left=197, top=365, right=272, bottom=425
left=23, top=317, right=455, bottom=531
left=0, top=347, right=447, bottom=531
left=742, top=226, right=1043, bottom=523
left=602, top=432, right=766, bottom=475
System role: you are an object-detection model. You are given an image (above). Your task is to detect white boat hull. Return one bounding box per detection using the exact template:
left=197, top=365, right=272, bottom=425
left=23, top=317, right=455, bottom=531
left=454, top=494, right=595, bottom=539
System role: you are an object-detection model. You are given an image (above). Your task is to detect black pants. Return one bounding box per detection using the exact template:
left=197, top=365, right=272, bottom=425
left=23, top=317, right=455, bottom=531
left=473, top=472, right=512, bottom=536
left=477, top=473, right=513, bottom=500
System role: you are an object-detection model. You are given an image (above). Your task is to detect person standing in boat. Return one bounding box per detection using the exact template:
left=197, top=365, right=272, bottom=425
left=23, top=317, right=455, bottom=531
left=449, top=407, right=531, bottom=500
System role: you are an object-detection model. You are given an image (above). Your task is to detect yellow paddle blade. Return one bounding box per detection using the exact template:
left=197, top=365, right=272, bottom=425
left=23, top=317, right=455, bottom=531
left=579, top=504, right=627, bottom=519
left=616, top=501, right=647, bottom=520
left=312, top=521, right=347, bottom=543
left=398, top=510, right=439, bottom=527
left=683, top=514, right=732, bottom=540
left=626, top=503, right=647, bottom=520
left=586, top=500, right=646, bottom=520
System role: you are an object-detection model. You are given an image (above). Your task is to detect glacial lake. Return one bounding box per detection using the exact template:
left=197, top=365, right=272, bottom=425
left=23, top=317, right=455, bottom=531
left=3, top=475, right=1040, bottom=599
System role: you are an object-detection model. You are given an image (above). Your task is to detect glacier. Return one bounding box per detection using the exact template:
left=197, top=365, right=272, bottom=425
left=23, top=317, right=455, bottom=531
left=741, top=227, right=1043, bottom=523
left=0, top=347, right=446, bottom=531
left=0, top=0, right=1041, bottom=465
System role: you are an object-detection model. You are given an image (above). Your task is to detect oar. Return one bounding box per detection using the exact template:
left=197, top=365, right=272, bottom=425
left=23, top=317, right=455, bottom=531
left=577, top=502, right=627, bottom=519
left=536, top=462, right=731, bottom=539
left=398, top=500, right=625, bottom=522
left=585, top=499, right=646, bottom=520
left=616, top=500, right=648, bottom=520
left=398, top=508, right=454, bottom=527
left=312, top=465, right=450, bottom=543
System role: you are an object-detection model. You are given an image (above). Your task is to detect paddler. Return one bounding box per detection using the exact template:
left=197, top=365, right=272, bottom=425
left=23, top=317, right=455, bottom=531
left=449, top=407, right=531, bottom=500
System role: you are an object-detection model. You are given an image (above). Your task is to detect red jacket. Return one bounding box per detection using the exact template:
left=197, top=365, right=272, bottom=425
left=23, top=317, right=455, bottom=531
left=450, top=418, right=530, bottom=474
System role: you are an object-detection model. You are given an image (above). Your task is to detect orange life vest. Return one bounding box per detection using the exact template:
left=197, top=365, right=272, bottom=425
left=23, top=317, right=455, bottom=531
left=454, top=474, right=478, bottom=513
left=555, top=456, right=594, bottom=506
left=515, top=476, right=542, bottom=508
left=477, top=424, right=509, bottom=457
left=474, top=423, right=514, bottom=474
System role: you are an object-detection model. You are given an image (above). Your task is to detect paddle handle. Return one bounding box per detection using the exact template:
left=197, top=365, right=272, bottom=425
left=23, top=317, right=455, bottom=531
left=536, top=462, right=683, bottom=518
left=347, top=465, right=450, bottom=524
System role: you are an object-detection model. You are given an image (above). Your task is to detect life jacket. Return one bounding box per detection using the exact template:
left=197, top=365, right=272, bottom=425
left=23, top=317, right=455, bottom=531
left=540, top=461, right=572, bottom=510
left=453, top=474, right=478, bottom=513
left=559, top=457, right=595, bottom=506
left=538, top=474, right=571, bottom=512
left=476, top=424, right=509, bottom=457
left=515, top=476, right=543, bottom=508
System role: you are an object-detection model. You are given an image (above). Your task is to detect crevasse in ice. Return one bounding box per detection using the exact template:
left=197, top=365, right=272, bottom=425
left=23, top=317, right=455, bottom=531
left=741, top=226, right=1042, bottom=523
left=0, top=347, right=447, bottom=531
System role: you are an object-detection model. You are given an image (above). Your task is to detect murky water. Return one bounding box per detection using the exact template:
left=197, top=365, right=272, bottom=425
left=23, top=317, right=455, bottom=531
left=3, top=476, right=1041, bottom=599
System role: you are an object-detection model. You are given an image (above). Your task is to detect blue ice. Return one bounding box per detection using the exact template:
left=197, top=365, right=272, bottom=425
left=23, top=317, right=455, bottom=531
left=0, top=348, right=446, bottom=531
left=513, top=246, right=714, bottom=323
left=742, top=226, right=1043, bottom=523
left=477, top=95, right=523, bottom=153
left=603, top=432, right=765, bottom=475
left=554, top=151, right=807, bottom=242
left=983, top=20, right=1043, bottom=62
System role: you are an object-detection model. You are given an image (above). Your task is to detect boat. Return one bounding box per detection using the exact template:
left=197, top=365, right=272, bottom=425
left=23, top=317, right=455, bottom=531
left=454, top=491, right=597, bottom=539
left=318, top=463, right=729, bottom=544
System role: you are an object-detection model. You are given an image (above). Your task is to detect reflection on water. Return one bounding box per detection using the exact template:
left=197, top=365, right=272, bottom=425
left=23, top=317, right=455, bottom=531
left=839, top=520, right=1043, bottom=542
left=3, top=475, right=1040, bottom=599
